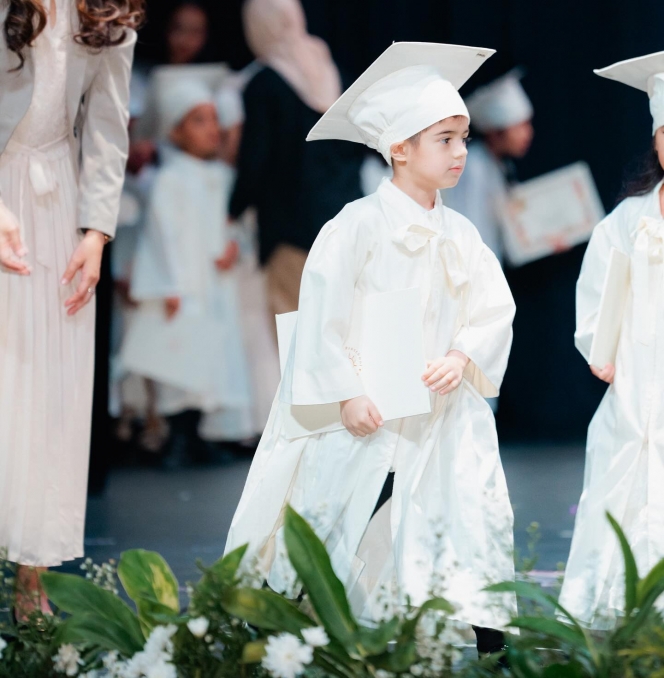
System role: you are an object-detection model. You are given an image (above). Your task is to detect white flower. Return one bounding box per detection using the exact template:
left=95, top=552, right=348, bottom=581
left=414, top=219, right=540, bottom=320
left=301, top=626, right=329, bottom=648
left=409, top=665, right=424, bottom=677
left=145, top=660, right=177, bottom=678
left=375, top=671, right=394, bottom=678
left=187, top=616, right=210, bottom=638
left=53, top=644, right=83, bottom=676
left=0, top=637, right=6, bottom=660
left=143, top=624, right=178, bottom=661
left=262, top=633, right=314, bottom=678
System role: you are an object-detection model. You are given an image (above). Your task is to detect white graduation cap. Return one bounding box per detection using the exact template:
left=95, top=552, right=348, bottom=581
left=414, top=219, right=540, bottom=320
left=465, top=68, right=533, bottom=133
left=216, top=85, right=244, bottom=128
left=150, top=63, right=230, bottom=139
left=307, top=42, right=495, bottom=165
left=595, top=51, right=664, bottom=135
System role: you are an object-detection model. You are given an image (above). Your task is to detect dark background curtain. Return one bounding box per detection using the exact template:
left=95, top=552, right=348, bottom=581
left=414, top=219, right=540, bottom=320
left=134, top=0, right=664, bottom=441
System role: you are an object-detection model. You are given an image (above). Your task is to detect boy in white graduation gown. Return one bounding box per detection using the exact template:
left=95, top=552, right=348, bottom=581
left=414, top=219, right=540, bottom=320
left=225, top=43, right=518, bottom=640
left=445, top=70, right=534, bottom=263
left=121, top=66, right=253, bottom=443
left=559, top=52, right=664, bottom=629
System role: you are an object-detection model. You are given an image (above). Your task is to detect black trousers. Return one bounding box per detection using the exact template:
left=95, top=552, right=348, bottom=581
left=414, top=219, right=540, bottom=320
left=372, top=472, right=506, bottom=657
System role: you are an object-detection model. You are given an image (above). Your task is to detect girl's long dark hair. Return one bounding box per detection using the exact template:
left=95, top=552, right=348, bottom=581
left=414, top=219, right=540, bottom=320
left=619, top=140, right=664, bottom=202
left=5, top=0, right=146, bottom=69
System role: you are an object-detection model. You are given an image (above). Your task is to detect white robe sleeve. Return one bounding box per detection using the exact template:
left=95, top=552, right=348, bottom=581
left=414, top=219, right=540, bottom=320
left=279, top=217, right=368, bottom=406
left=129, top=169, right=186, bottom=301
left=450, top=243, right=516, bottom=397
left=574, top=210, right=625, bottom=363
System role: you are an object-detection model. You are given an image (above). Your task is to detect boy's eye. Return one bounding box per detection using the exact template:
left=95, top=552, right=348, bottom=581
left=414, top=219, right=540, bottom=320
left=440, top=138, right=450, bottom=144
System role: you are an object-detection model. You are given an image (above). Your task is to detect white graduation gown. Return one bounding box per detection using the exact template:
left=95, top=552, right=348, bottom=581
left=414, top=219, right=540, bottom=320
left=225, top=179, right=517, bottom=629
left=559, top=180, right=664, bottom=629
left=444, top=141, right=508, bottom=263
left=121, top=150, right=253, bottom=440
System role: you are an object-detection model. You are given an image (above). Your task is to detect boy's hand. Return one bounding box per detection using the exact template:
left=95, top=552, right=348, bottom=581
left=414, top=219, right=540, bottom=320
left=215, top=240, right=240, bottom=271
left=340, top=396, right=383, bottom=437
left=422, top=350, right=469, bottom=396
left=164, top=296, right=181, bottom=320
left=590, top=363, right=615, bottom=384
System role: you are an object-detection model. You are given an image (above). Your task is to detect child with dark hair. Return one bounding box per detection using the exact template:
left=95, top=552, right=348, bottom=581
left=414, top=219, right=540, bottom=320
left=560, top=51, right=664, bottom=629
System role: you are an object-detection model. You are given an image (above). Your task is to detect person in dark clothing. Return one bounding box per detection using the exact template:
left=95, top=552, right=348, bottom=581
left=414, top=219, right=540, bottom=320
left=231, top=0, right=363, bottom=318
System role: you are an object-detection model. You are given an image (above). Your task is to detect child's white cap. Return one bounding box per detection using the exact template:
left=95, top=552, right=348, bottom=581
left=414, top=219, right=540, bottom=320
left=152, top=64, right=229, bottom=139
left=216, top=85, right=244, bottom=128
left=465, top=68, right=533, bottom=133
left=594, top=51, right=664, bottom=135
left=306, top=42, right=495, bottom=165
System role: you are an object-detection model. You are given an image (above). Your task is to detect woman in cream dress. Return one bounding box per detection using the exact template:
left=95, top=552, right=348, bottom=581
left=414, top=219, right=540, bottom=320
left=0, top=0, right=141, bottom=616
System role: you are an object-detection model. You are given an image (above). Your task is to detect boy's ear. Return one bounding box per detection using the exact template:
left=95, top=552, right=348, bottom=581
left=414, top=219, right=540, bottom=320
left=390, top=140, right=408, bottom=165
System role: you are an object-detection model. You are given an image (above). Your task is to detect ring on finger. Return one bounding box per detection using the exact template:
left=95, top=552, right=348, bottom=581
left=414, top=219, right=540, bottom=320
left=87, top=287, right=96, bottom=295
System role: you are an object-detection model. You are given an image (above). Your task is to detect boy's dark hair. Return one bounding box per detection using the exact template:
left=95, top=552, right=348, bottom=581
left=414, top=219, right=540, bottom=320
left=618, top=139, right=664, bottom=202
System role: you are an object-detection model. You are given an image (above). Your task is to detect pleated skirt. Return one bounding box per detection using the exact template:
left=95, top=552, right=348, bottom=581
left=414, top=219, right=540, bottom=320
left=0, top=137, right=95, bottom=566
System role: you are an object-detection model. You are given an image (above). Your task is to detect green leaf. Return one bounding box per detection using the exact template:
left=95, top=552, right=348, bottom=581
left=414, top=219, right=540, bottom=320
left=42, top=572, right=144, bottom=655
left=283, top=506, right=358, bottom=648
left=368, top=640, right=418, bottom=672
left=637, top=558, right=664, bottom=609
left=54, top=613, right=143, bottom=658
left=207, top=544, right=248, bottom=587
left=117, top=549, right=180, bottom=635
left=241, top=640, right=267, bottom=664
left=486, top=581, right=581, bottom=628
left=504, top=645, right=546, bottom=678
left=542, top=661, right=586, bottom=678
left=400, top=597, right=455, bottom=640
left=353, top=617, right=400, bottom=655
left=221, top=587, right=313, bottom=634
left=509, top=617, right=587, bottom=649
left=606, top=512, right=639, bottom=616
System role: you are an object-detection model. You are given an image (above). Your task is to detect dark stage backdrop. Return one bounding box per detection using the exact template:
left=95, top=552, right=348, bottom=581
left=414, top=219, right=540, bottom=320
left=138, top=0, right=664, bottom=441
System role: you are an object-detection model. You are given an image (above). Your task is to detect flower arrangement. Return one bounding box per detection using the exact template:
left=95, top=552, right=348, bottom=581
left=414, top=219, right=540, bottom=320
left=0, top=510, right=663, bottom=677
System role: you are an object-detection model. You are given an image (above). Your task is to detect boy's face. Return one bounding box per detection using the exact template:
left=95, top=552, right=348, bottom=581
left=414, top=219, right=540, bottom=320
left=394, top=116, right=470, bottom=191
left=220, top=123, right=243, bottom=166
left=170, top=103, right=222, bottom=160
left=656, top=126, right=664, bottom=171
left=167, top=4, right=208, bottom=65
left=486, top=119, right=534, bottom=159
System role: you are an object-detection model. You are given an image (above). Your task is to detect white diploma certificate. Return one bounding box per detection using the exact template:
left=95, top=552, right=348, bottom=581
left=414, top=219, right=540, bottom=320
left=276, top=287, right=432, bottom=440
left=501, top=161, right=605, bottom=266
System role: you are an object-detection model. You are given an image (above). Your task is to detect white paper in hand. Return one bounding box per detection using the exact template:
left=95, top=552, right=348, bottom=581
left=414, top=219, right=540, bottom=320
left=589, top=248, right=631, bottom=369
left=276, top=287, right=431, bottom=439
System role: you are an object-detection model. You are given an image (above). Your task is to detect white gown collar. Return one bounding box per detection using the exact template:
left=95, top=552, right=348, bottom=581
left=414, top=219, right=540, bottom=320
left=377, top=178, right=444, bottom=232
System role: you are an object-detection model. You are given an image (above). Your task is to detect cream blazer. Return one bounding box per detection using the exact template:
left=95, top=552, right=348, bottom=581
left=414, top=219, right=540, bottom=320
left=0, top=3, right=136, bottom=238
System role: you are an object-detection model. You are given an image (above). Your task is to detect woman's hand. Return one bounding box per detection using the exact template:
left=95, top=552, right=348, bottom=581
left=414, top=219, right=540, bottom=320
left=0, top=200, right=30, bottom=276
left=422, top=349, right=469, bottom=396
left=590, top=363, right=615, bottom=384
left=61, top=230, right=106, bottom=316
left=340, top=396, right=383, bottom=437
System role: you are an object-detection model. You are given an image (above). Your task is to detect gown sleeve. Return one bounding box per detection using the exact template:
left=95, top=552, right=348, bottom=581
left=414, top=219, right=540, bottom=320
left=574, top=209, right=624, bottom=363
left=279, top=215, right=369, bottom=405
left=129, top=169, right=185, bottom=301
left=450, top=240, right=516, bottom=397
left=77, top=30, right=136, bottom=239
